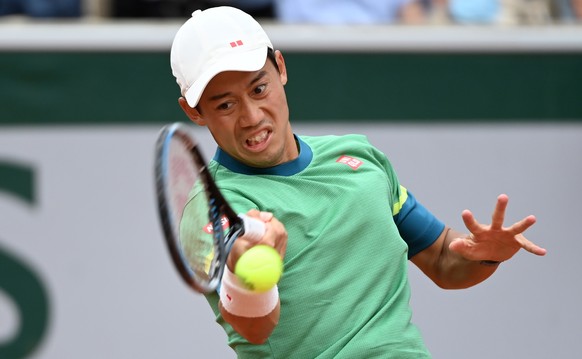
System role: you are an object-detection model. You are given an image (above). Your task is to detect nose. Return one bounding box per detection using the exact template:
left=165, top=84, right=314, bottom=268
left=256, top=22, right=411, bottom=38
left=238, top=99, right=263, bottom=128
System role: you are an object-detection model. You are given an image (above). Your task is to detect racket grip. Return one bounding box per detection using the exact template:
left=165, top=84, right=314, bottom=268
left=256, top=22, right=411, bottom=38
left=239, top=214, right=266, bottom=242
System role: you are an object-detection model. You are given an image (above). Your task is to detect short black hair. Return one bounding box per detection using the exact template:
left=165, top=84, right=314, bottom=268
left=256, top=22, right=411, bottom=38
left=267, top=47, right=279, bottom=73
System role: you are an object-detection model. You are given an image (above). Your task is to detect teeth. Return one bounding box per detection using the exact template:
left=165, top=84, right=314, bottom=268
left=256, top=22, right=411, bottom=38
left=247, top=131, right=268, bottom=146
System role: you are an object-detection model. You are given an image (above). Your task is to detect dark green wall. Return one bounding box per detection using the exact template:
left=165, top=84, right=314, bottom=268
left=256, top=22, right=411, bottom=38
left=1, top=51, right=581, bottom=125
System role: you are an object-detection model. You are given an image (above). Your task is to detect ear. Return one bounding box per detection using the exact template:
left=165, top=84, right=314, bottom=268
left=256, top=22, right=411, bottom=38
left=178, top=97, right=206, bottom=126
left=274, top=50, right=288, bottom=86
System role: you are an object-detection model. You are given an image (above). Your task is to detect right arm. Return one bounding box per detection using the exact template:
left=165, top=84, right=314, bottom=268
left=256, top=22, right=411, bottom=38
left=219, top=299, right=281, bottom=344
left=219, top=210, right=288, bottom=344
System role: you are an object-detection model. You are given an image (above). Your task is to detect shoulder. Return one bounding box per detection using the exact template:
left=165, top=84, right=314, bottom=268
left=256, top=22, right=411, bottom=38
left=300, top=134, right=384, bottom=159
left=299, top=134, right=395, bottom=175
left=300, top=134, right=373, bottom=149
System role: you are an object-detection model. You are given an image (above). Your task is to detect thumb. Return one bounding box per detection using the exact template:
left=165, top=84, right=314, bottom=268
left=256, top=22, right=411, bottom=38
left=448, top=237, right=470, bottom=255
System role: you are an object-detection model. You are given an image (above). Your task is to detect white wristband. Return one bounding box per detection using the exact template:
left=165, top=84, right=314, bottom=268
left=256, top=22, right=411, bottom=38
left=219, top=267, right=279, bottom=318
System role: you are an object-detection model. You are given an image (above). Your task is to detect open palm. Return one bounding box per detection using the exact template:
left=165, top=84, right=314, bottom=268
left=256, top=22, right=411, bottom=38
left=449, top=194, right=547, bottom=262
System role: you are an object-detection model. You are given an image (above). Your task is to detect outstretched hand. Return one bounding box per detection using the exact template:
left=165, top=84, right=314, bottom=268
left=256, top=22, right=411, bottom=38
left=449, top=194, right=547, bottom=262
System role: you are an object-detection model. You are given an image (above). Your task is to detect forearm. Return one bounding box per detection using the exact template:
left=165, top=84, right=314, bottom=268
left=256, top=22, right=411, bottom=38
left=218, top=210, right=287, bottom=344
left=434, top=228, right=500, bottom=289
left=219, top=300, right=280, bottom=344
left=218, top=266, right=280, bottom=344
left=413, top=195, right=544, bottom=289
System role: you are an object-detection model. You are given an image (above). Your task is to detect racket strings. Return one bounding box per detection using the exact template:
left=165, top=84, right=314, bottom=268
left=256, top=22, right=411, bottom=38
left=208, top=198, right=226, bottom=278
left=156, top=123, right=240, bottom=292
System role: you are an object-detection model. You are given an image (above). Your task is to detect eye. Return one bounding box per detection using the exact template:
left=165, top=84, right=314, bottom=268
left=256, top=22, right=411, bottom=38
left=216, top=102, right=233, bottom=111
left=253, top=84, right=267, bottom=95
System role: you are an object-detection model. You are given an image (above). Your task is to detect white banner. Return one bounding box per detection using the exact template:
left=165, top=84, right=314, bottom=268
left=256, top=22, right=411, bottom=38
left=0, top=123, right=579, bottom=358
left=0, top=126, right=232, bottom=359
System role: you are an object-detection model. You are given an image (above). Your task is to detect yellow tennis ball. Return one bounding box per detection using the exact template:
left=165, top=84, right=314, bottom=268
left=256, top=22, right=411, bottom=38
left=235, top=245, right=283, bottom=293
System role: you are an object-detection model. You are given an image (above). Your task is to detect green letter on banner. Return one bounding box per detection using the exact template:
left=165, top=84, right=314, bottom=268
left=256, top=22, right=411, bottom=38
left=0, top=161, right=50, bottom=358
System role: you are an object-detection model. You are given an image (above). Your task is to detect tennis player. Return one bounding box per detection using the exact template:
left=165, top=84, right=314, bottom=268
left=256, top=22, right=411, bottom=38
left=169, top=6, right=547, bottom=358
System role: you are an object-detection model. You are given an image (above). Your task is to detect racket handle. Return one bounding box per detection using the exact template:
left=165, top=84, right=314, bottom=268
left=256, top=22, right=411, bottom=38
left=239, top=214, right=266, bottom=242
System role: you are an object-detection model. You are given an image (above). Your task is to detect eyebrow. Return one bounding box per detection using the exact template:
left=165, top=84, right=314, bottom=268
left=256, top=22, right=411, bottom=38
left=208, top=70, right=268, bottom=102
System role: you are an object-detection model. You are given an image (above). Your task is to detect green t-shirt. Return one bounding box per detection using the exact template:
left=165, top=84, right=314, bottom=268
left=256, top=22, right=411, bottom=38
left=196, top=134, right=438, bottom=358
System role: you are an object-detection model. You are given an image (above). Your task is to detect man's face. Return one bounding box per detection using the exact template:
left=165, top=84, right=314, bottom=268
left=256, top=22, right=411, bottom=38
left=194, top=51, right=296, bottom=168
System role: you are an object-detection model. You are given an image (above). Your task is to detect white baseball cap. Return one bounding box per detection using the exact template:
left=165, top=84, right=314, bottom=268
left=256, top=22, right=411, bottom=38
left=170, top=6, right=273, bottom=108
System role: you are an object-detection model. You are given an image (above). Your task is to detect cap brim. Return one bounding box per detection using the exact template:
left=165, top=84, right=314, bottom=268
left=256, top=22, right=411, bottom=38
left=184, top=46, right=269, bottom=108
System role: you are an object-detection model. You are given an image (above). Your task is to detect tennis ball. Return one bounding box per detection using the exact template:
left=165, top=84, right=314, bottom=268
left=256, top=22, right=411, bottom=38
left=235, top=245, right=283, bottom=293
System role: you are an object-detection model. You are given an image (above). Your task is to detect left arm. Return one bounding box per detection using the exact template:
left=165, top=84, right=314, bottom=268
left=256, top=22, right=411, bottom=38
left=411, top=194, right=547, bottom=289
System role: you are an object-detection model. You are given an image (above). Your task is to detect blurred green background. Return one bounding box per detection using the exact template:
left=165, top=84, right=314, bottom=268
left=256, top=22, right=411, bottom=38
left=1, top=51, right=581, bottom=125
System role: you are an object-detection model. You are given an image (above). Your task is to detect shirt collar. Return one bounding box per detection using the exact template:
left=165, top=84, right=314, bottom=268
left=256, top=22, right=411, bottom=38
left=212, top=135, right=312, bottom=176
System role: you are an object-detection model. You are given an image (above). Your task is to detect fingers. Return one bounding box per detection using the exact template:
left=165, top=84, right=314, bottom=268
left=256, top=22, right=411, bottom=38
left=461, top=209, right=481, bottom=234
left=259, top=211, right=274, bottom=222
left=516, top=234, right=547, bottom=256
left=491, top=194, right=509, bottom=229
left=463, top=194, right=531, bottom=235
left=457, top=195, right=545, bottom=261
left=230, top=210, right=287, bottom=268
left=246, top=208, right=272, bottom=221
left=245, top=209, right=288, bottom=258
left=448, top=236, right=469, bottom=253
left=509, top=214, right=536, bottom=235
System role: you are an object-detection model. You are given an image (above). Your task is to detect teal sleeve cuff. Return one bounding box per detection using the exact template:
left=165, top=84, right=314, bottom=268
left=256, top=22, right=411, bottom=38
left=393, top=190, right=445, bottom=259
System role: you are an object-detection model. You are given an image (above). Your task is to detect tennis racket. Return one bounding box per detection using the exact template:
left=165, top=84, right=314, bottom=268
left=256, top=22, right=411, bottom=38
left=154, top=122, right=265, bottom=293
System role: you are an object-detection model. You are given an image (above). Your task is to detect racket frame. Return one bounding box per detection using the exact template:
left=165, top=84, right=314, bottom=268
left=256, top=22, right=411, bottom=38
left=155, top=123, right=245, bottom=293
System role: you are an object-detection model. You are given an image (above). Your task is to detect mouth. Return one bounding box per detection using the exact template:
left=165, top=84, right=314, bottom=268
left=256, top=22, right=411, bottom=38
left=245, top=129, right=271, bottom=151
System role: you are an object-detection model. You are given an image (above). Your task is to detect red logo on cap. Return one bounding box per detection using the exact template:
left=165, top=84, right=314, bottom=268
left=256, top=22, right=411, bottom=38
left=230, top=40, right=244, bottom=48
